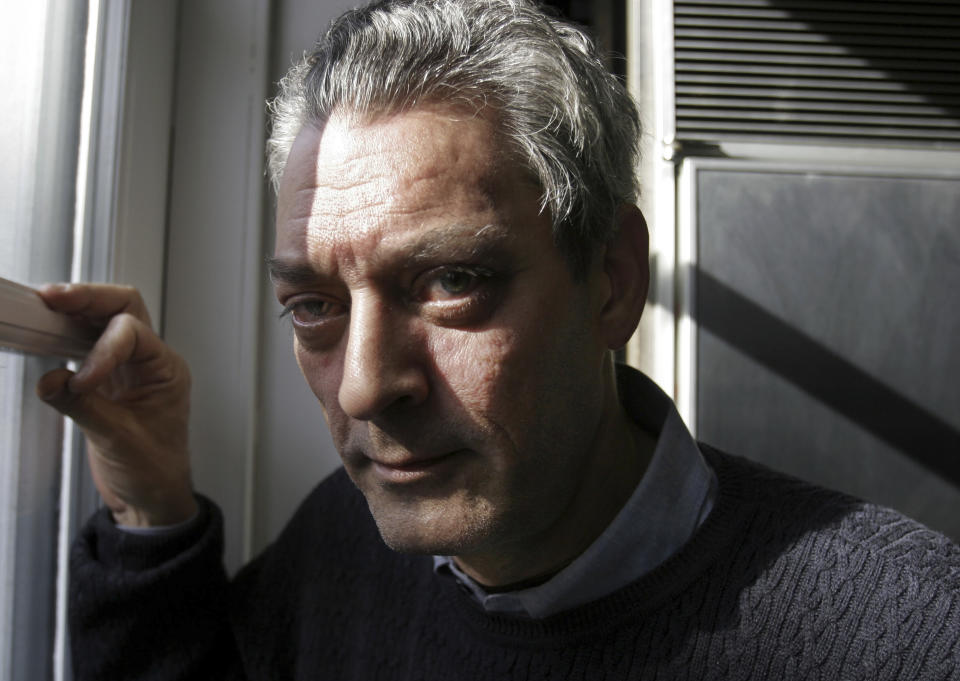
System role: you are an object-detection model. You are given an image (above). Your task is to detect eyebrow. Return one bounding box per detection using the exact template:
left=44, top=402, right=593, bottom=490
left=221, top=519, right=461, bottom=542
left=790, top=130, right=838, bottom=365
left=403, top=223, right=512, bottom=265
left=267, top=223, right=513, bottom=286
left=266, top=257, right=322, bottom=286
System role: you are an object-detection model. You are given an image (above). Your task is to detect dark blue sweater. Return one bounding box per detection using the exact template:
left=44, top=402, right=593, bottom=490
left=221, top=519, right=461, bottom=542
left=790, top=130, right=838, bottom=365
left=70, top=447, right=960, bottom=680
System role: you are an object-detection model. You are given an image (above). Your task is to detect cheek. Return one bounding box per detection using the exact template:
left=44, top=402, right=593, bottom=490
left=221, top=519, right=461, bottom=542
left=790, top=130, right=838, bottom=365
left=294, top=338, right=348, bottom=431
left=444, top=294, right=602, bottom=437
left=428, top=326, right=535, bottom=416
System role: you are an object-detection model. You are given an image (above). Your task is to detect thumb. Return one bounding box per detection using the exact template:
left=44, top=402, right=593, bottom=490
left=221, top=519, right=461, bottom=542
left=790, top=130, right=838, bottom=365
left=36, top=367, right=75, bottom=409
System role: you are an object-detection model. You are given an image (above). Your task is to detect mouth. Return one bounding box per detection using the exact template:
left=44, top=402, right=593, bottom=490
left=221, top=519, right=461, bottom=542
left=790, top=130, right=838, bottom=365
left=369, top=450, right=464, bottom=483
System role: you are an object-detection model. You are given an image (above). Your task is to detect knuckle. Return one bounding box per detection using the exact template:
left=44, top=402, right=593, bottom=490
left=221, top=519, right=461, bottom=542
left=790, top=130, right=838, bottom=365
left=93, top=314, right=138, bottom=358
left=99, top=314, right=128, bottom=340
left=118, top=285, right=149, bottom=318
left=107, top=311, right=140, bottom=330
left=118, top=284, right=143, bottom=304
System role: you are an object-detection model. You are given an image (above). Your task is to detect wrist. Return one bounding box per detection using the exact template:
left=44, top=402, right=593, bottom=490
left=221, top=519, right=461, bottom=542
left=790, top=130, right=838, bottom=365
left=111, top=489, right=199, bottom=528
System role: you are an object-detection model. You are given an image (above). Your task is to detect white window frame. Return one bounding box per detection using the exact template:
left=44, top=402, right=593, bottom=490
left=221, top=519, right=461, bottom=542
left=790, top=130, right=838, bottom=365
left=0, top=1, right=179, bottom=678
left=0, top=1, right=92, bottom=678
left=55, top=3, right=180, bottom=675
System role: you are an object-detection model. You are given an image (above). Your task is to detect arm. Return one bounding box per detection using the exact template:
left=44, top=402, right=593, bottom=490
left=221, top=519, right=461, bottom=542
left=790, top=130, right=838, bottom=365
left=69, top=497, right=243, bottom=681
left=36, top=284, right=243, bottom=679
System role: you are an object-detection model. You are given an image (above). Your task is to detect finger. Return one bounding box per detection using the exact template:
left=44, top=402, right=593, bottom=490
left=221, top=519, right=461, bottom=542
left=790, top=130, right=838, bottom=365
left=68, top=313, right=170, bottom=393
left=36, top=283, right=152, bottom=328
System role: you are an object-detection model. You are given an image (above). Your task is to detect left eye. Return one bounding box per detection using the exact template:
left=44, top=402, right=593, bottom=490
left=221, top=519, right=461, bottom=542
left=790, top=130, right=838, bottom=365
left=436, top=269, right=477, bottom=295
left=418, top=266, right=492, bottom=303
left=410, top=265, right=501, bottom=326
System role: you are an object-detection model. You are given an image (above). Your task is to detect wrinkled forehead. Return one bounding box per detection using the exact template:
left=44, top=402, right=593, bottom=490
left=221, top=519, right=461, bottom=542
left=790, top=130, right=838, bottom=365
left=279, top=106, right=509, bottom=206
left=278, top=101, right=543, bottom=202
left=272, top=105, right=547, bottom=273
left=281, top=116, right=482, bottom=231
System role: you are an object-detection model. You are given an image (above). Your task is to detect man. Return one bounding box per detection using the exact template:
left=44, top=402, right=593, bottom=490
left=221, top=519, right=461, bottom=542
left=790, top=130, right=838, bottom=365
left=38, top=0, right=960, bottom=679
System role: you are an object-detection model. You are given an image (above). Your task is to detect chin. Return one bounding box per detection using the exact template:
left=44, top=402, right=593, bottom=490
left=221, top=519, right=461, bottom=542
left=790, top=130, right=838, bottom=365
left=365, top=492, right=499, bottom=557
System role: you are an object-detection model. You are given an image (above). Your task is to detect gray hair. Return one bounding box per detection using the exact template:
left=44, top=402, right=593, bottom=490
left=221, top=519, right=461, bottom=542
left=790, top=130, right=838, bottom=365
left=266, top=0, right=641, bottom=277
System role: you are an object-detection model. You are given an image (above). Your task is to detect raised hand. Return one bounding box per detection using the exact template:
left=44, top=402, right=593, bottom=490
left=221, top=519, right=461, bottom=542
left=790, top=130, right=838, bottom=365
left=35, top=283, right=197, bottom=527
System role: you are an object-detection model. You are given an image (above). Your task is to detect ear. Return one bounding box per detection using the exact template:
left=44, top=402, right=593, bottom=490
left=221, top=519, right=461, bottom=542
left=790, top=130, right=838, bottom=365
left=598, top=204, right=650, bottom=350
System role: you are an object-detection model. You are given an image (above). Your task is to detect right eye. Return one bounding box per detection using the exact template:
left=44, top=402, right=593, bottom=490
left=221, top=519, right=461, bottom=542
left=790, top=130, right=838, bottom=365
left=280, top=298, right=347, bottom=326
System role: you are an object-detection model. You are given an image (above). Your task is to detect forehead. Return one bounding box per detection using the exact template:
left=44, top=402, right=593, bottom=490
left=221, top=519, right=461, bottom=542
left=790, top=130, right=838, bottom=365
left=274, top=107, right=530, bottom=271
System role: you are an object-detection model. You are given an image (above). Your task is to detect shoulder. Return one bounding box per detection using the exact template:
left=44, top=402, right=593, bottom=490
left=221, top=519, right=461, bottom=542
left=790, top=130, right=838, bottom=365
left=704, top=444, right=960, bottom=577
left=699, top=445, right=960, bottom=677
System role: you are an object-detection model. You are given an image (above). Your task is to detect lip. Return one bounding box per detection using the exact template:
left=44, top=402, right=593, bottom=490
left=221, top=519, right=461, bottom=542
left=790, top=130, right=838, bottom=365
left=369, top=450, right=463, bottom=483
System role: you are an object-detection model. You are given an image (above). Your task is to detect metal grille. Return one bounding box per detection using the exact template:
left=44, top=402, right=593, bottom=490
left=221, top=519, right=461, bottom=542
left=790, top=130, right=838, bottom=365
left=674, top=0, right=960, bottom=146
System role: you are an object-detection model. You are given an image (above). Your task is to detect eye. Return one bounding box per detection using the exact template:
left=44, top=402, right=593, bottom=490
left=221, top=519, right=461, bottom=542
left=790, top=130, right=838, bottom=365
left=420, top=266, right=488, bottom=302
left=413, top=265, right=501, bottom=326
left=280, top=298, right=346, bottom=326
left=436, top=269, right=478, bottom=296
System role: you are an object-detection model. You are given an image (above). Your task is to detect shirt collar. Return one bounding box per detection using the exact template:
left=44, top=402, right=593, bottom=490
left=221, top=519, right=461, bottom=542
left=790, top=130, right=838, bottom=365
left=434, top=366, right=717, bottom=618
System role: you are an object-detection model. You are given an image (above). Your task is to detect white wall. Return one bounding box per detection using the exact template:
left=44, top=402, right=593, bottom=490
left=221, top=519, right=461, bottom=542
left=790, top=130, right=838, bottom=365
left=252, top=0, right=359, bottom=555
left=164, top=0, right=270, bottom=571
left=164, top=0, right=358, bottom=570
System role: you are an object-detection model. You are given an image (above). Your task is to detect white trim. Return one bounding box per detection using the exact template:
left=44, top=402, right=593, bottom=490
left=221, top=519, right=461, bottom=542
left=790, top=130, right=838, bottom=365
left=653, top=0, right=679, bottom=399
left=711, top=141, right=960, bottom=172
left=75, top=0, right=130, bottom=287
left=676, top=152, right=960, bottom=181
left=53, top=418, right=78, bottom=681
left=0, top=0, right=91, bottom=675
left=54, top=3, right=106, bottom=678
left=675, top=159, right=698, bottom=434
left=626, top=0, right=678, bottom=397
left=0, top=355, right=22, bottom=681
left=51, top=2, right=179, bottom=677
left=109, top=0, right=179, bottom=324
left=70, top=0, right=101, bottom=287
left=653, top=0, right=676, bottom=153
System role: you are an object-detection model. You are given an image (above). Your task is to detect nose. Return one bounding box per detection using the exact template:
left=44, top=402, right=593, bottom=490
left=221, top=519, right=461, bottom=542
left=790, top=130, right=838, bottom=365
left=337, top=295, right=429, bottom=420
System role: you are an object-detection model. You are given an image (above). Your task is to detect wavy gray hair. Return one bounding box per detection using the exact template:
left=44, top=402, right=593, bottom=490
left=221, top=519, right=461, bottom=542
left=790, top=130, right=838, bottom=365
left=266, top=0, right=641, bottom=277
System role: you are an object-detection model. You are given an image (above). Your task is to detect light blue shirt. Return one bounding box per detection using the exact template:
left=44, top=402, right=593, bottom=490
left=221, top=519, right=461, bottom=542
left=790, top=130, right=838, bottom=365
left=433, top=368, right=717, bottom=619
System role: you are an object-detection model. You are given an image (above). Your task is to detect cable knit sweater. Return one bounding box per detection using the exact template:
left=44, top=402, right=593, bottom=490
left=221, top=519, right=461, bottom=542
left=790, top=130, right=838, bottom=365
left=70, top=446, right=960, bottom=680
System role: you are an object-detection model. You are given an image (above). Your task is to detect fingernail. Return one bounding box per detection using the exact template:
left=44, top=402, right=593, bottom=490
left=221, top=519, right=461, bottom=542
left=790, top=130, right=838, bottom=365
left=38, top=383, right=62, bottom=401
left=38, top=283, right=67, bottom=295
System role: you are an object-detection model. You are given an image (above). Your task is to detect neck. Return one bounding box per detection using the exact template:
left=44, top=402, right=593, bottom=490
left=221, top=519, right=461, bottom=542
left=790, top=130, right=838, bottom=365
left=453, top=367, right=655, bottom=588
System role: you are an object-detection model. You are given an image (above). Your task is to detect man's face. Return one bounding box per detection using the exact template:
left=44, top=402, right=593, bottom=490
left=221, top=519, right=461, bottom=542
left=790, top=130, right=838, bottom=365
left=272, top=107, right=612, bottom=565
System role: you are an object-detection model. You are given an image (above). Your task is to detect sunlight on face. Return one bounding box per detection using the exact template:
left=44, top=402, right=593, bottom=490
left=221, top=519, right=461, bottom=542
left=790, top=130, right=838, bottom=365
left=272, top=107, right=613, bottom=577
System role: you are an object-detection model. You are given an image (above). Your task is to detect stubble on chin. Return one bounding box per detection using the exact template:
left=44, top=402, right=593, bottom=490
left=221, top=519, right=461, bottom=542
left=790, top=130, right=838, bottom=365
left=363, top=486, right=499, bottom=556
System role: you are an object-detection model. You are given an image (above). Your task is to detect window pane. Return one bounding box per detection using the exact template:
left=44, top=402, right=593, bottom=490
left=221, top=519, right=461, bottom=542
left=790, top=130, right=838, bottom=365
left=0, top=0, right=88, bottom=678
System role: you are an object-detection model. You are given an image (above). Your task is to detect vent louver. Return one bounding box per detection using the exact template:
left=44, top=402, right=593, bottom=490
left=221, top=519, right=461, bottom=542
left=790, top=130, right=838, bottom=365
left=674, top=0, right=960, bottom=147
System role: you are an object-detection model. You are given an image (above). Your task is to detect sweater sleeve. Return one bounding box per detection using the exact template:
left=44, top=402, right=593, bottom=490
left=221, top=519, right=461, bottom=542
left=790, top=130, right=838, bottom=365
left=69, top=495, right=245, bottom=681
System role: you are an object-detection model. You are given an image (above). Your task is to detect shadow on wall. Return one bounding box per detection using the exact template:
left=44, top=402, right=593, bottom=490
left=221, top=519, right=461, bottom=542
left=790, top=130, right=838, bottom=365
left=696, top=268, right=960, bottom=491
